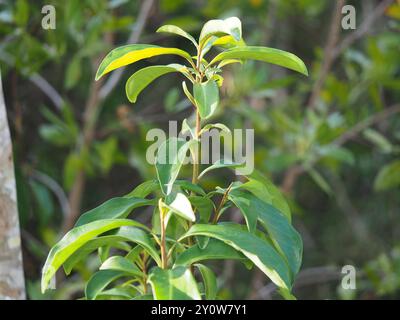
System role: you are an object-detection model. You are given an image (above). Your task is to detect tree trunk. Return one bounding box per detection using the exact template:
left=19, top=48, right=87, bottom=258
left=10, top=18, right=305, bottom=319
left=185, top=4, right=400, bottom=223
left=0, top=72, right=26, bottom=299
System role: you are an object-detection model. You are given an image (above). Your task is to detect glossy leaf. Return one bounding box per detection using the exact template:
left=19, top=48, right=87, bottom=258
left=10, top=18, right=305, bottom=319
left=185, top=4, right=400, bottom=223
left=189, top=196, right=214, bottom=223
left=148, top=266, right=201, bottom=300
left=126, top=64, right=189, bottom=103
left=175, top=239, right=248, bottom=266
left=64, top=225, right=160, bottom=274
left=199, top=17, right=242, bottom=45
left=241, top=170, right=291, bottom=221
left=125, top=180, right=159, bottom=198
left=157, top=24, right=198, bottom=47
left=194, top=264, right=217, bottom=300
left=155, top=137, right=194, bottom=195
left=229, top=190, right=302, bottom=276
left=210, top=46, right=308, bottom=76
left=193, top=80, right=219, bottom=119
left=175, top=180, right=206, bottom=196
left=64, top=236, right=129, bottom=275
left=75, top=197, right=154, bottom=227
left=198, top=159, right=244, bottom=179
left=96, top=287, right=138, bottom=300
left=85, top=270, right=131, bottom=300
left=100, top=256, right=142, bottom=277
left=180, top=223, right=292, bottom=290
left=95, top=44, right=192, bottom=80
left=41, top=219, right=147, bottom=292
left=163, top=192, right=196, bottom=222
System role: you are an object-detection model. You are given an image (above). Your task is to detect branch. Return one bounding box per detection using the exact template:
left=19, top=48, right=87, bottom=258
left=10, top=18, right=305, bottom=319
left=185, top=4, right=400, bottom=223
left=308, top=0, right=345, bottom=109
left=332, top=0, right=394, bottom=59
left=31, top=170, right=70, bottom=219
left=0, top=52, right=64, bottom=110
left=332, top=104, right=400, bottom=146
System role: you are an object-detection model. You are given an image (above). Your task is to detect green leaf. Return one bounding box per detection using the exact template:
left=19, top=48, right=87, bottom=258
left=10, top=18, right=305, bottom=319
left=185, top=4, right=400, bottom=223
left=148, top=266, right=201, bottom=300
left=193, top=80, right=219, bottom=119
left=199, top=17, right=242, bottom=45
left=125, top=245, right=144, bottom=264
left=125, top=64, right=189, bottom=103
left=157, top=25, right=198, bottom=47
left=181, top=118, right=195, bottom=139
left=374, top=160, right=400, bottom=191
left=174, top=239, right=248, bottom=266
left=209, top=46, right=308, bottom=76
left=180, top=224, right=292, bottom=290
left=163, top=192, right=196, bottom=222
left=217, top=58, right=243, bottom=68
left=75, top=197, right=154, bottom=227
left=194, top=264, right=217, bottom=300
left=85, top=270, right=131, bottom=300
left=229, top=190, right=303, bottom=276
left=95, top=44, right=192, bottom=80
left=125, top=180, right=160, bottom=198
left=41, top=219, right=147, bottom=292
left=200, top=123, right=230, bottom=136
left=63, top=236, right=127, bottom=275
left=189, top=196, right=215, bottom=223
left=100, top=256, right=143, bottom=277
left=96, top=287, right=138, bottom=300
left=155, top=137, right=194, bottom=195
left=175, top=180, right=206, bottom=196
left=198, top=159, right=244, bottom=179
left=63, top=226, right=161, bottom=274
left=182, top=81, right=196, bottom=106
left=241, top=170, right=291, bottom=221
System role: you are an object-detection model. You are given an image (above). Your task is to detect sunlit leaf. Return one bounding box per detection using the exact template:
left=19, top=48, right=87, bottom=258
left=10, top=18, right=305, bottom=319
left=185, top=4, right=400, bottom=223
left=75, top=197, right=154, bottom=226
left=180, top=223, right=292, bottom=290
left=41, top=219, right=148, bottom=292
left=210, top=46, right=308, bottom=76
left=157, top=24, right=198, bottom=47
left=193, top=80, right=219, bottom=119
left=148, top=266, right=201, bottom=300
left=95, top=44, right=192, bottom=80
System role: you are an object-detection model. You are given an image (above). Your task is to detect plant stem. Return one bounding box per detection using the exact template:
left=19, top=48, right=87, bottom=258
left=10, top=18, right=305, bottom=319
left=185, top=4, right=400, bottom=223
left=192, top=110, right=201, bottom=184
left=158, top=200, right=168, bottom=269
left=212, top=183, right=233, bottom=224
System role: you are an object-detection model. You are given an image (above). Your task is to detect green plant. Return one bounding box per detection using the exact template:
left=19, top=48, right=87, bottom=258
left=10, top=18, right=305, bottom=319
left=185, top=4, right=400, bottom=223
left=41, top=17, right=308, bottom=300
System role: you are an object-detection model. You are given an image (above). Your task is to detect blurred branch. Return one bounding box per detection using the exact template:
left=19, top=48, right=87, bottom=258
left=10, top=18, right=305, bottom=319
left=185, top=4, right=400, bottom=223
left=99, top=0, right=155, bottom=100
left=0, top=52, right=64, bottom=110
left=332, top=104, right=400, bottom=146
left=283, top=0, right=395, bottom=193
left=63, top=0, right=155, bottom=232
left=258, top=266, right=341, bottom=299
left=332, top=0, right=394, bottom=59
left=31, top=170, right=70, bottom=219
left=281, top=103, right=400, bottom=194
left=308, top=0, right=345, bottom=110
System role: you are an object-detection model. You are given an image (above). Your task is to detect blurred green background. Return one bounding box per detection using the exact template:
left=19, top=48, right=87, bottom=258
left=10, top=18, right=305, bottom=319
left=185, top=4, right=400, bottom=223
left=1, top=0, right=399, bottom=299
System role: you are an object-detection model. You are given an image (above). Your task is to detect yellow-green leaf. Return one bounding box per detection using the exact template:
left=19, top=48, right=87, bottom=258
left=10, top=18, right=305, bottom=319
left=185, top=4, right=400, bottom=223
left=210, top=46, right=308, bottom=76
left=95, top=44, right=192, bottom=80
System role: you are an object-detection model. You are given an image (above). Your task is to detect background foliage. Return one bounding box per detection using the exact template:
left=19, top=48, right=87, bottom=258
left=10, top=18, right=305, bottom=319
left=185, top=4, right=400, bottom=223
left=0, top=0, right=399, bottom=299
